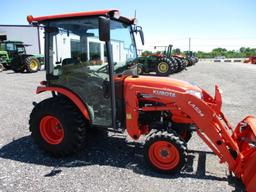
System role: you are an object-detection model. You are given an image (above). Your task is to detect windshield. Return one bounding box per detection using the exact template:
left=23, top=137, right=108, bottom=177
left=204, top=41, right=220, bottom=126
left=47, top=17, right=137, bottom=76
left=5, top=43, right=15, bottom=51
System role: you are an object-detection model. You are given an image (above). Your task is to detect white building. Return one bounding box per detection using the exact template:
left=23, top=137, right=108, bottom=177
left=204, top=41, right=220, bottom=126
left=0, top=25, right=128, bottom=64
left=0, top=25, right=44, bottom=55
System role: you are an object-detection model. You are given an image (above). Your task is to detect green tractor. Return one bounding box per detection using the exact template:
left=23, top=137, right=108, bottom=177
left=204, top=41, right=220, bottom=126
left=0, top=41, right=44, bottom=73
left=137, top=53, right=177, bottom=76
left=137, top=44, right=188, bottom=76
left=184, top=51, right=198, bottom=66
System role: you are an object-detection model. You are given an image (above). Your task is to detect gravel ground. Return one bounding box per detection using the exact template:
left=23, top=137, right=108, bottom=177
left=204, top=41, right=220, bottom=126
left=0, top=61, right=255, bottom=192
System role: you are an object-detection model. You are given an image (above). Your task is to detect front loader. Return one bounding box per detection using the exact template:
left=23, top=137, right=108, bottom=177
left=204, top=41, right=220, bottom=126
left=27, top=10, right=256, bottom=191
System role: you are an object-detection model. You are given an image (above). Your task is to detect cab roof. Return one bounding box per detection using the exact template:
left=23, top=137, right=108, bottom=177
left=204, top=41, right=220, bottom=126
left=27, top=10, right=136, bottom=25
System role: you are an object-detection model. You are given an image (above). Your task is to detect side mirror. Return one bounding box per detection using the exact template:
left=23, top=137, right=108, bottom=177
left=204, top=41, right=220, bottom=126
left=99, top=16, right=110, bottom=42
left=136, top=26, right=144, bottom=45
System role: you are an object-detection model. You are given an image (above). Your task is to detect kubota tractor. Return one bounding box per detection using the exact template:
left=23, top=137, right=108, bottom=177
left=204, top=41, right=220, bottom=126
left=27, top=10, right=256, bottom=192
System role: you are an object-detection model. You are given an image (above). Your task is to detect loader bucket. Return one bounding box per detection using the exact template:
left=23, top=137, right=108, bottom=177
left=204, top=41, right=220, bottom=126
left=232, top=116, right=256, bottom=192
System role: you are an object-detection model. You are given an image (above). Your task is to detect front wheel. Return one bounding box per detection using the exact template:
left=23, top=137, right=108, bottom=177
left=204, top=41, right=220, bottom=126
left=144, top=131, right=187, bottom=173
left=29, top=96, right=87, bottom=157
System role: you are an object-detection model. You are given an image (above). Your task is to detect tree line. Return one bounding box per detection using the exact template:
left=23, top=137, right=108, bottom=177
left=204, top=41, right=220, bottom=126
left=141, top=47, right=256, bottom=58
left=196, top=47, right=256, bottom=58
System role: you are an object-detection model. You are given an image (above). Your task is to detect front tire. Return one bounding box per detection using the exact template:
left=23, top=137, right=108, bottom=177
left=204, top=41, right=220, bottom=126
left=144, top=131, right=187, bottom=173
left=29, top=96, right=87, bottom=157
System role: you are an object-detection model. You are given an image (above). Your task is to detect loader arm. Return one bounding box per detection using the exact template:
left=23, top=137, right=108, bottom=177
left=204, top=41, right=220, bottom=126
left=124, top=83, right=256, bottom=192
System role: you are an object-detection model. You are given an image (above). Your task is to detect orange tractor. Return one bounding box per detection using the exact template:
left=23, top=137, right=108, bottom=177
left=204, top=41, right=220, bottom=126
left=27, top=10, right=256, bottom=191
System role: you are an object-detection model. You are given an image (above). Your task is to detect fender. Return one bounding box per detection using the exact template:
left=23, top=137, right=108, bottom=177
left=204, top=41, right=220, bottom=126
left=36, top=86, right=91, bottom=123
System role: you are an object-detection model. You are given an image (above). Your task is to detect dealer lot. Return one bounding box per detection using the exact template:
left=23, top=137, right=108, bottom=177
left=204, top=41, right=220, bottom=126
left=0, top=61, right=255, bottom=192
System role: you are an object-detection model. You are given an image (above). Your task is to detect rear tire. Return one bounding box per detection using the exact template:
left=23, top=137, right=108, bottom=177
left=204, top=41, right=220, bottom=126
left=144, top=131, right=187, bottom=173
left=186, top=58, right=194, bottom=67
left=168, top=57, right=178, bottom=74
left=174, top=58, right=186, bottom=72
left=29, top=96, right=87, bottom=157
left=155, top=58, right=173, bottom=76
left=137, top=64, right=144, bottom=75
left=25, top=57, right=40, bottom=73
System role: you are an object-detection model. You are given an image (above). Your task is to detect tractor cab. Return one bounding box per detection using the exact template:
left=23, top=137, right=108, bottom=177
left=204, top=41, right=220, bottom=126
left=28, top=10, right=144, bottom=127
left=1, top=41, right=27, bottom=54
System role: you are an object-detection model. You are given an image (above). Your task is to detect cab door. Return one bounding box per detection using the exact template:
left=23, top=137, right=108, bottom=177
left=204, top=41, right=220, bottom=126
left=46, top=18, right=114, bottom=127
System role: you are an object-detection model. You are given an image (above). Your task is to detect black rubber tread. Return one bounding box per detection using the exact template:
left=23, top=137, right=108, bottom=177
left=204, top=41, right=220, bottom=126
left=184, top=58, right=190, bottom=67
left=174, top=58, right=186, bottom=72
left=168, top=57, right=178, bottom=74
left=144, top=131, right=187, bottom=174
left=25, top=56, right=40, bottom=73
left=29, top=96, right=87, bottom=157
left=186, top=58, right=194, bottom=67
left=181, top=59, right=187, bottom=70
left=170, top=123, right=193, bottom=143
left=137, top=64, right=144, bottom=75
left=155, top=57, right=174, bottom=76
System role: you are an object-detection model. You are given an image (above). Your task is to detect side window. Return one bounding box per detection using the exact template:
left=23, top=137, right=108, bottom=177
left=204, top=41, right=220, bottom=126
left=89, top=42, right=102, bottom=65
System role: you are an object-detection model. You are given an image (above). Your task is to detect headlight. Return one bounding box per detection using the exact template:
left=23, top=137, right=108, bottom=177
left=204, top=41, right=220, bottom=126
left=186, top=90, right=203, bottom=99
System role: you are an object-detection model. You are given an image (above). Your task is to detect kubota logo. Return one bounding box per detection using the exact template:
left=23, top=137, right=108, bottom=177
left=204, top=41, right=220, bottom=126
left=188, top=101, right=204, bottom=117
left=153, top=90, right=176, bottom=97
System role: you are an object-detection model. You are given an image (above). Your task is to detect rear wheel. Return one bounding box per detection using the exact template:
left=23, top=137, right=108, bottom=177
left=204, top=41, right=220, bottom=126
left=144, top=131, right=187, bottom=173
left=174, top=58, right=186, bottom=72
left=186, top=58, right=194, bottom=67
left=155, top=58, right=173, bottom=76
left=137, top=64, right=144, bottom=75
left=25, top=57, right=40, bottom=73
left=180, top=59, right=186, bottom=70
left=29, top=96, right=87, bottom=157
left=168, top=57, right=178, bottom=74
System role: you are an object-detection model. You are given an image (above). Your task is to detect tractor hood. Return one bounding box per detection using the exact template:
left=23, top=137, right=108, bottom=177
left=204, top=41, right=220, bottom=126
left=124, top=76, right=202, bottom=93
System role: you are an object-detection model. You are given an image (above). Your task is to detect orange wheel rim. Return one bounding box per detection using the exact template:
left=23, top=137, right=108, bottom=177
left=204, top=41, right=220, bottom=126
left=39, top=115, right=64, bottom=145
left=148, top=141, right=180, bottom=170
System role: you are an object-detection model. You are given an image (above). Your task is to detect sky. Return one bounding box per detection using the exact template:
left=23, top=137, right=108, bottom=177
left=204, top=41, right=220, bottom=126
left=0, top=0, right=255, bottom=51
